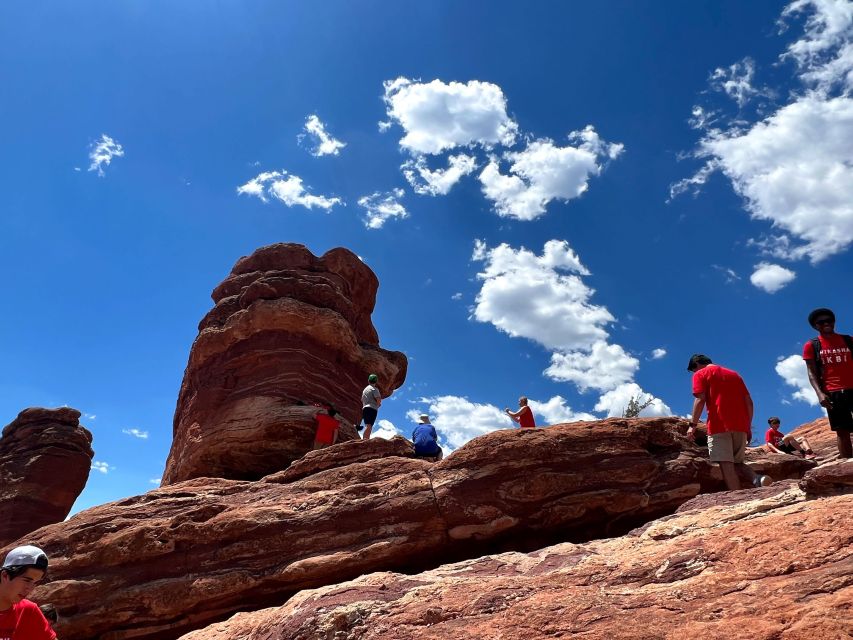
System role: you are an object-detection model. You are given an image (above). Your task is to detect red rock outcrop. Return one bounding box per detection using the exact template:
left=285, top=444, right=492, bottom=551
left=800, top=459, right=853, bottom=496
left=162, top=243, right=408, bottom=484
left=742, top=446, right=816, bottom=480
left=788, top=416, right=837, bottom=462
left=24, top=417, right=724, bottom=640
left=0, top=407, right=94, bottom=546
left=180, top=484, right=853, bottom=640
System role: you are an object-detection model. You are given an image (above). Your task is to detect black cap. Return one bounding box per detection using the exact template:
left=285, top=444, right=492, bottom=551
left=687, top=354, right=713, bottom=372
left=808, top=308, right=835, bottom=328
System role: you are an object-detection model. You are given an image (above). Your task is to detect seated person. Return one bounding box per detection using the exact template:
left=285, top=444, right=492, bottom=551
left=313, top=405, right=340, bottom=450
left=412, top=414, right=443, bottom=461
left=765, top=417, right=816, bottom=459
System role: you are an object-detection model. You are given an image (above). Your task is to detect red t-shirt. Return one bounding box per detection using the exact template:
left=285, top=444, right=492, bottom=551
left=0, top=600, right=55, bottom=640
left=765, top=428, right=783, bottom=447
left=803, top=334, right=853, bottom=391
left=691, top=365, right=751, bottom=435
left=518, top=406, right=536, bottom=429
left=314, top=413, right=340, bottom=445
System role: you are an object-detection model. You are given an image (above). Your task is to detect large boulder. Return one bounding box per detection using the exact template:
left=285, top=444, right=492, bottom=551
left=162, top=243, right=408, bottom=484
left=0, top=407, right=94, bottom=546
left=180, top=484, right=853, bottom=640
left=25, top=417, right=722, bottom=640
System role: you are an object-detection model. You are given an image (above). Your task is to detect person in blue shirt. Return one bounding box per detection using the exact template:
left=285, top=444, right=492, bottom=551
left=412, top=414, right=443, bottom=461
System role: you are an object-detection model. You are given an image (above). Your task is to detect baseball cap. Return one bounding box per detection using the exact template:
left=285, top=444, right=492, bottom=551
left=368, top=374, right=378, bottom=383
left=2, top=545, right=49, bottom=571
left=418, top=414, right=430, bottom=422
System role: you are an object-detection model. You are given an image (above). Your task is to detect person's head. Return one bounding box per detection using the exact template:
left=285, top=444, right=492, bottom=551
left=767, top=416, right=781, bottom=429
left=808, top=308, right=836, bottom=334
left=327, top=405, right=337, bottom=418
left=368, top=374, right=378, bottom=384
left=0, top=546, right=48, bottom=605
left=687, top=354, right=713, bottom=373
left=418, top=414, right=430, bottom=424
left=518, top=396, right=528, bottom=406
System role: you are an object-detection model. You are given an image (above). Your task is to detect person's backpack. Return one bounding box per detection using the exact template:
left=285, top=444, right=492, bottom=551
left=810, top=334, right=853, bottom=389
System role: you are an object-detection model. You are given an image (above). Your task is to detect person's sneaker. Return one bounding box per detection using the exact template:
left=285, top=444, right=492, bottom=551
left=753, top=475, right=773, bottom=488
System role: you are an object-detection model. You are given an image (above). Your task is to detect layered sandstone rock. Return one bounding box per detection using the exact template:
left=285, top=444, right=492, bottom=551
left=800, top=459, right=853, bottom=496
left=27, top=417, right=724, bottom=640
left=180, top=484, right=853, bottom=640
left=742, top=446, right=816, bottom=480
left=788, top=417, right=838, bottom=462
left=162, top=243, right=408, bottom=484
left=0, top=407, right=94, bottom=546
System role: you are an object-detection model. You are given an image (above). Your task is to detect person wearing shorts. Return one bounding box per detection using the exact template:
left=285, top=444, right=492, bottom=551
left=764, top=417, right=815, bottom=459
left=687, top=354, right=771, bottom=491
left=360, top=374, right=382, bottom=440
left=0, top=545, right=56, bottom=640
left=313, top=405, right=340, bottom=450
left=803, top=308, right=853, bottom=459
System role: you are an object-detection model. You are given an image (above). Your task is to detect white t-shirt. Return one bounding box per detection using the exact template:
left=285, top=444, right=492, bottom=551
left=362, top=384, right=381, bottom=409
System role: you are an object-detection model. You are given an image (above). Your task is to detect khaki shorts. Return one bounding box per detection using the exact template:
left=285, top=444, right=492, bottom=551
left=707, top=431, right=747, bottom=463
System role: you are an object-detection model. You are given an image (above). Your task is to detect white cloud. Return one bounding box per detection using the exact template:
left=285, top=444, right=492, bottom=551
left=651, top=348, right=667, bottom=360
left=750, top=262, right=797, bottom=293
left=782, top=0, right=853, bottom=93
left=776, top=354, right=819, bottom=405
left=710, top=57, right=763, bottom=107
left=528, top=395, right=596, bottom=424
left=371, top=419, right=404, bottom=440
left=380, top=77, right=518, bottom=155
left=149, top=478, right=161, bottom=486
left=408, top=395, right=513, bottom=452
left=122, top=428, right=149, bottom=440
left=88, top=134, right=124, bottom=177
left=403, top=154, right=478, bottom=195
left=237, top=171, right=342, bottom=210
left=91, top=461, right=111, bottom=474
left=544, top=341, right=639, bottom=392
left=357, top=188, right=409, bottom=229
left=451, top=292, right=463, bottom=301
left=83, top=413, right=97, bottom=420
left=711, top=264, right=741, bottom=283
left=594, top=383, right=673, bottom=418
left=300, top=114, right=346, bottom=157
left=479, top=126, right=624, bottom=220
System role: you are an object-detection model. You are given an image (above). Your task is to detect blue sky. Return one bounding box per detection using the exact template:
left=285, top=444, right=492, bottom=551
left=1, top=1, right=851, bottom=515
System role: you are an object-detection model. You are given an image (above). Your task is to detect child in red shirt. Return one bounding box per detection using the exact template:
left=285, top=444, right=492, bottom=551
left=764, top=417, right=815, bottom=459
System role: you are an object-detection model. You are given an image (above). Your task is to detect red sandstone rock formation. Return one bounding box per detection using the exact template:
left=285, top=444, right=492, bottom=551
left=0, top=407, right=94, bottom=546
left=180, top=484, right=853, bottom=640
left=742, top=446, right=816, bottom=480
left=789, top=417, right=838, bottom=462
left=162, top=243, right=408, bottom=484
left=800, top=459, right=853, bottom=496
left=25, top=418, right=721, bottom=640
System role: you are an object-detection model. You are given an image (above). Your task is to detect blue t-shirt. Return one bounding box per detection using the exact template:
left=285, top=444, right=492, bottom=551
left=412, top=423, right=440, bottom=455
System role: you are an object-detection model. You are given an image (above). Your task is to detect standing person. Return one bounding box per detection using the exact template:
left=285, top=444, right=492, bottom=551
left=360, top=374, right=382, bottom=440
left=764, top=417, right=816, bottom=459
left=412, top=414, right=443, bottom=461
left=313, top=405, right=340, bottom=450
left=686, top=354, right=771, bottom=491
left=505, top=396, right=536, bottom=429
left=803, top=308, right=853, bottom=459
left=0, top=545, right=56, bottom=640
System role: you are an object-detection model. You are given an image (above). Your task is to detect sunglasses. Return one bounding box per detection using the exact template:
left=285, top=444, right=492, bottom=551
left=769, top=421, right=780, bottom=425
left=815, top=318, right=834, bottom=325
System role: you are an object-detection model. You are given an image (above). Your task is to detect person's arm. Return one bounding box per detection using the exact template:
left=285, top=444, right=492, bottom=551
left=744, top=392, right=754, bottom=444
left=505, top=407, right=520, bottom=421
left=805, top=359, right=830, bottom=408
left=687, top=392, right=706, bottom=439
left=374, top=388, right=382, bottom=407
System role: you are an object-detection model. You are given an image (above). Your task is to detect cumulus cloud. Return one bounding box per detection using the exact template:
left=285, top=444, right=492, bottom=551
left=750, top=262, right=797, bottom=292
left=237, top=171, right=342, bottom=210
left=403, top=154, right=478, bottom=195
left=528, top=395, right=596, bottom=424
left=782, top=0, right=853, bottom=93
left=91, top=461, right=112, bottom=474
left=651, top=348, right=668, bottom=360
left=357, top=188, right=408, bottom=229
left=122, top=428, right=149, bottom=439
left=479, top=126, right=624, bottom=220
left=408, top=395, right=513, bottom=452
left=88, top=134, right=124, bottom=176
left=149, top=478, right=161, bottom=485
left=594, top=383, right=673, bottom=418
left=300, top=114, right=346, bottom=157
left=371, top=419, right=404, bottom=440
left=381, top=77, right=518, bottom=155
left=776, top=353, right=819, bottom=405
left=545, top=341, right=639, bottom=392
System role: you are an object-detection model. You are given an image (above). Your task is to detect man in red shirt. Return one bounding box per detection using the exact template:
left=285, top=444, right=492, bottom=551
left=686, top=354, right=771, bottom=491
left=505, top=396, right=536, bottom=429
left=803, top=307, right=853, bottom=459
left=0, top=545, right=56, bottom=640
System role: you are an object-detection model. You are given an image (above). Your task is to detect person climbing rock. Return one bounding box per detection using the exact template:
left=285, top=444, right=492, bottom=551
left=803, top=307, right=853, bottom=459
left=313, top=405, right=340, bottom=450
left=505, top=396, right=536, bottom=429
left=0, top=545, right=56, bottom=640
left=412, top=414, right=443, bottom=461
left=687, top=354, right=771, bottom=491
left=764, top=417, right=816, bottom=459
left=360, top=374, right=382, bottom=440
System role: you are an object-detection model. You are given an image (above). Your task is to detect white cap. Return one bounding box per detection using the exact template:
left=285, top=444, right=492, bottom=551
left=418, top=414, right=430, bottom=423
left=2, top=545, right=48, bottom=571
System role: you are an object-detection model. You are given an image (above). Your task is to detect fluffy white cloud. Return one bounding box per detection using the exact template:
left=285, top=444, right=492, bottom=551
left=528, top=395, right=596, bottom=424
left=408, top=395, right=513, bottom=451
left=88, top=134, right=124, bottom=176
left=545, top=341, right=639, bottom=392
left=122, top=428, right=149, bottom=440
left=357, top=188, right=408, bottom=229
left=371, top=419, right=404, bottom=440
left=782, top=0, right=853, bottom=93
left=380, top=77, right=518, bottom=155
left=479, top=126, right=624, bottom=220
left=237, top=171, right=342, bottom=210
left=594, top=383, right=673, bottom=418
left=775, top=354, right=819, bottom=405
left=402, top=154, right=478, bottom=195
left=651, top=348, right=668, bottom=360
left=91, top=461, right=111, bottom=474
left=750, top=262, right=797, bottom=293
left=300, top=114, right=346, bottom=157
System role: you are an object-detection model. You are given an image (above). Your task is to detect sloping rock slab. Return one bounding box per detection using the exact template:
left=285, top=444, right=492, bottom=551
left=789, top=417, right=838, bottom=463
left=800, top=459, right=853, bottom=496
left=743, top=446, right=816, bottom=480
left=0, top=407, right=94, bottom=546
left=181, top=486, right=853, bottom=640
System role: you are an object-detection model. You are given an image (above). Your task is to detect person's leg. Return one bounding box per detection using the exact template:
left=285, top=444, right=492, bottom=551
left=718, top=461, right=741, bottom=490
left=783, top=434, right=807, bottom=455
left=837, top=430, right=853, bottom=458
left=732, top=431, right=770, bottom=487
left=709, top=432, right=740, bottom=490
left=435, top=448, right=444, bottom=461
left=797, top=437, right=815, bottom=454
left=362, top=423, right=373, bottom=439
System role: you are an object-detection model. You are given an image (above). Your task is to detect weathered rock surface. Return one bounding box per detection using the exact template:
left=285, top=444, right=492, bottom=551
left=0, top=407, right=94, bottom=546
left=800, top=459, right=853, bottom=496
left=789, top=417, right=838, bottom=462
left=743, top=446, right=816, bottom=480
left=162, top=243, right=408, bottom=484
left=180, top=484, right=853, bottom=640
left=26, top=417, right=723, bottom=640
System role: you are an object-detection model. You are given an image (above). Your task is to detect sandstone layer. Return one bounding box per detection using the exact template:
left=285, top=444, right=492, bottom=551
left=162, top=243, right=408, bottom=484
left=181, top=483, right=853, bottom=640
left=0, top=407, right=94, bottom=546
left=788, top=417, right=838, bottom=462
left=26, top=417, right=726, bottom=640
